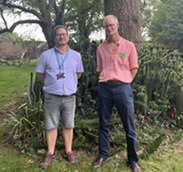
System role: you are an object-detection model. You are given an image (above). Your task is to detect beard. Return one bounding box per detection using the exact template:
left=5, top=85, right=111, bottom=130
left=56, top=39, right=68, bottom=46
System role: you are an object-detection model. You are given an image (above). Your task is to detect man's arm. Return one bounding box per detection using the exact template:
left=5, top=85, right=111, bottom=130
left=76, top=73, right=82, bottom=79
left=36, top=72, right=45, bottom=83
left=131, top=68, right=138, bottom=80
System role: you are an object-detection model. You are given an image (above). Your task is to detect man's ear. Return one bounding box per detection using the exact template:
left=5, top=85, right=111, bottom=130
left=117, top=22, right=120, bottom=28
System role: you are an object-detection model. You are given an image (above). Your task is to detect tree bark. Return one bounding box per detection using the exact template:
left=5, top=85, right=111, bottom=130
left=104, top=0, right=143, bottom=51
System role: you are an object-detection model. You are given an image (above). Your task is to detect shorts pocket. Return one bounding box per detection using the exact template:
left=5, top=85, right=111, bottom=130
left=44, top=93, right=52, bottom=102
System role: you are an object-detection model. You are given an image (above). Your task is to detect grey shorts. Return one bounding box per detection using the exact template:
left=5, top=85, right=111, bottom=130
left=44, top=93, right=76, bottom=130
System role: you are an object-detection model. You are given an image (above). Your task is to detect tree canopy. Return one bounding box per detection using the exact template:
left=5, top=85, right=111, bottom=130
left=147, top=0, right=183, bottom=52
left=0, top=0, right=103, bottom=48
left=1, top=0, right=183, bottom=53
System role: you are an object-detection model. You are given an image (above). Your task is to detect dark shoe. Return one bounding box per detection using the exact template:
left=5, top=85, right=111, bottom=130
left=130, top=163, right=142, bottom=172
left=93, top=157, right=107, bottom=168
left=40, top=153, right=57, bottom=169
left=63, top=151, right=78, bottom=164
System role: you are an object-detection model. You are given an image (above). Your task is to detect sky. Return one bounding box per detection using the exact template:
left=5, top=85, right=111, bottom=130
left=14, top=24, right=46, bottom=41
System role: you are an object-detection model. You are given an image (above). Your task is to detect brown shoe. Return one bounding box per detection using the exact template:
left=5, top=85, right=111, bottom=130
left=93, top=157, right=107, bottom=168
left=130, top=163, right=142, bottom=172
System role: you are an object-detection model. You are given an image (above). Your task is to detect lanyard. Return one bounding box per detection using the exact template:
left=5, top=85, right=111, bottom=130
left=54, top=48, right=69, bottom=70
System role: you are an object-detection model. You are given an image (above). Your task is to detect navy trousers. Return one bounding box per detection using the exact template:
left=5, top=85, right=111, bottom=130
left=97, top=82, right=138, bottom=164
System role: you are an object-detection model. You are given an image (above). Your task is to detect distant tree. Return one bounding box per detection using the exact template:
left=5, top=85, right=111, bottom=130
left=148, top=0, right=183, bottom=53
left=66, top=0, right=103, bottom=52
left=104, top=0, right=143, bottom=51
left=0, top=30, right=21, bottom=42
left=140, top=0, right=159, bottom=40
left=0, top=0, right=102, bottom=48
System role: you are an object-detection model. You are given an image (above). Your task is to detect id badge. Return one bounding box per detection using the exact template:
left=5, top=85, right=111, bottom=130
left=56, top=72, right=65, bottom=79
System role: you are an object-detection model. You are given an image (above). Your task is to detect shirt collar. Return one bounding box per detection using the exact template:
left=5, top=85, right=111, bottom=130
left=54, top=46, right=70, bottom=54
left=105, top=36, right=122, bottom=46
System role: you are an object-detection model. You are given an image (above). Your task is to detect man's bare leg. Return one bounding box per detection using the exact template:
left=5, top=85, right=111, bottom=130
left=62, top=127, right=73, bottom=152
left=47, top=128, right=58, bottom=154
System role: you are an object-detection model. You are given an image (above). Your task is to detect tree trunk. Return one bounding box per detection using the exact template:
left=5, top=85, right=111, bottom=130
left=104, top=0, right=143, bottom=51
left=41, top=22, right=55, bottom=48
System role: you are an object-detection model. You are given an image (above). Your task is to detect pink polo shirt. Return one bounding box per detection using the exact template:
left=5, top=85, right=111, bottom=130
left=96, top=37, right=139, bottom=83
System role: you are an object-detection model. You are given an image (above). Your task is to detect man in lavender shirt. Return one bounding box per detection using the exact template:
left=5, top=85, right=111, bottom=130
left=36, top=25, right=84, bottom=169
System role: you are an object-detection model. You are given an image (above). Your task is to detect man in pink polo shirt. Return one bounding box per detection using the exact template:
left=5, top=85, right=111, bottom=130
left=93, top=15, right=142, bottom=172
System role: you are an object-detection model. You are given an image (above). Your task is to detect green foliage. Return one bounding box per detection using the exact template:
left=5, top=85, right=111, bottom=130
left=75, top=41, right=99, bottom=117
left=140, top=132, right=166, bottom=159
left=171, top=129, right=183, bottom=144
left=0, top=59, right=26, bottom=67
left=74, top=116, right=127, bottom=154
left=66, top=0, right=104, bottom=51
left=134, top=43, right=183, bottom=128
left=140, top=0, right=160, bottom=39
left=148, top=0, right=183, bottom=52
left=0, top=32, right=22, bottom=43
left=6, top=73, right=46, bottom=151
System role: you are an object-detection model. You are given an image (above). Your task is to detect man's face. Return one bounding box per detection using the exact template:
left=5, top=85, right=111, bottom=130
left=55, top=28, right=69, bottom=46
left=104, top=17, right=119, bottom=37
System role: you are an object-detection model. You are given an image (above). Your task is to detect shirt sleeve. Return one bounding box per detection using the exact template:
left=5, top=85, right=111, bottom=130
left=36, top=52, right=46, bottom=74
left=76, top=53, right=84, bottom=73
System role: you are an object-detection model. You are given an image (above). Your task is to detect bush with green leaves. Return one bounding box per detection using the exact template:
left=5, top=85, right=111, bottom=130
left=75, top=41, right=99, bottom=118
left=134, top=43, right=183, bottom=128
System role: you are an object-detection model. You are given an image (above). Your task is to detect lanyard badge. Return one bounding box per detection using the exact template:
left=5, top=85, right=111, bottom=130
left=56, top=72, right=65, bottom=79
left=54, top=48, right=69, bottom=79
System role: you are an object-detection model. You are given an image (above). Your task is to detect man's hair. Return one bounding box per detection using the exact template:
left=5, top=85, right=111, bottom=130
left=53, top=25, right=68, bottom=36
left=103, top=15, right=119, bottom=26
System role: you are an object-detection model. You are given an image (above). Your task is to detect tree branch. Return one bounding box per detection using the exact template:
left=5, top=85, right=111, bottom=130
left=64, top=0, right=98, bottom=22
left=53, top=0, right=59, bottom=17
left=47, top=0, right=55, bottom=11
left=1, top=1, right=45, bottom=22
left=0, top=19, right=43, bottom=34
left=60, top=0, right=67, bottom=20
left=0, top=9, right=8, bottom=28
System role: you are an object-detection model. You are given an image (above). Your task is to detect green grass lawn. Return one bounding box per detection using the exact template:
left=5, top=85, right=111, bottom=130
left=0, top=62, right=36, bottom=112
left=0, top=134, right=182, bottom=172
left=0, top=62, right=183, bottom=172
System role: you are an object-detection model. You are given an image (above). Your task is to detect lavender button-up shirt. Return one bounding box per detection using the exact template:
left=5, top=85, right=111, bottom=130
left=36, top=47, right=84, bottom=96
